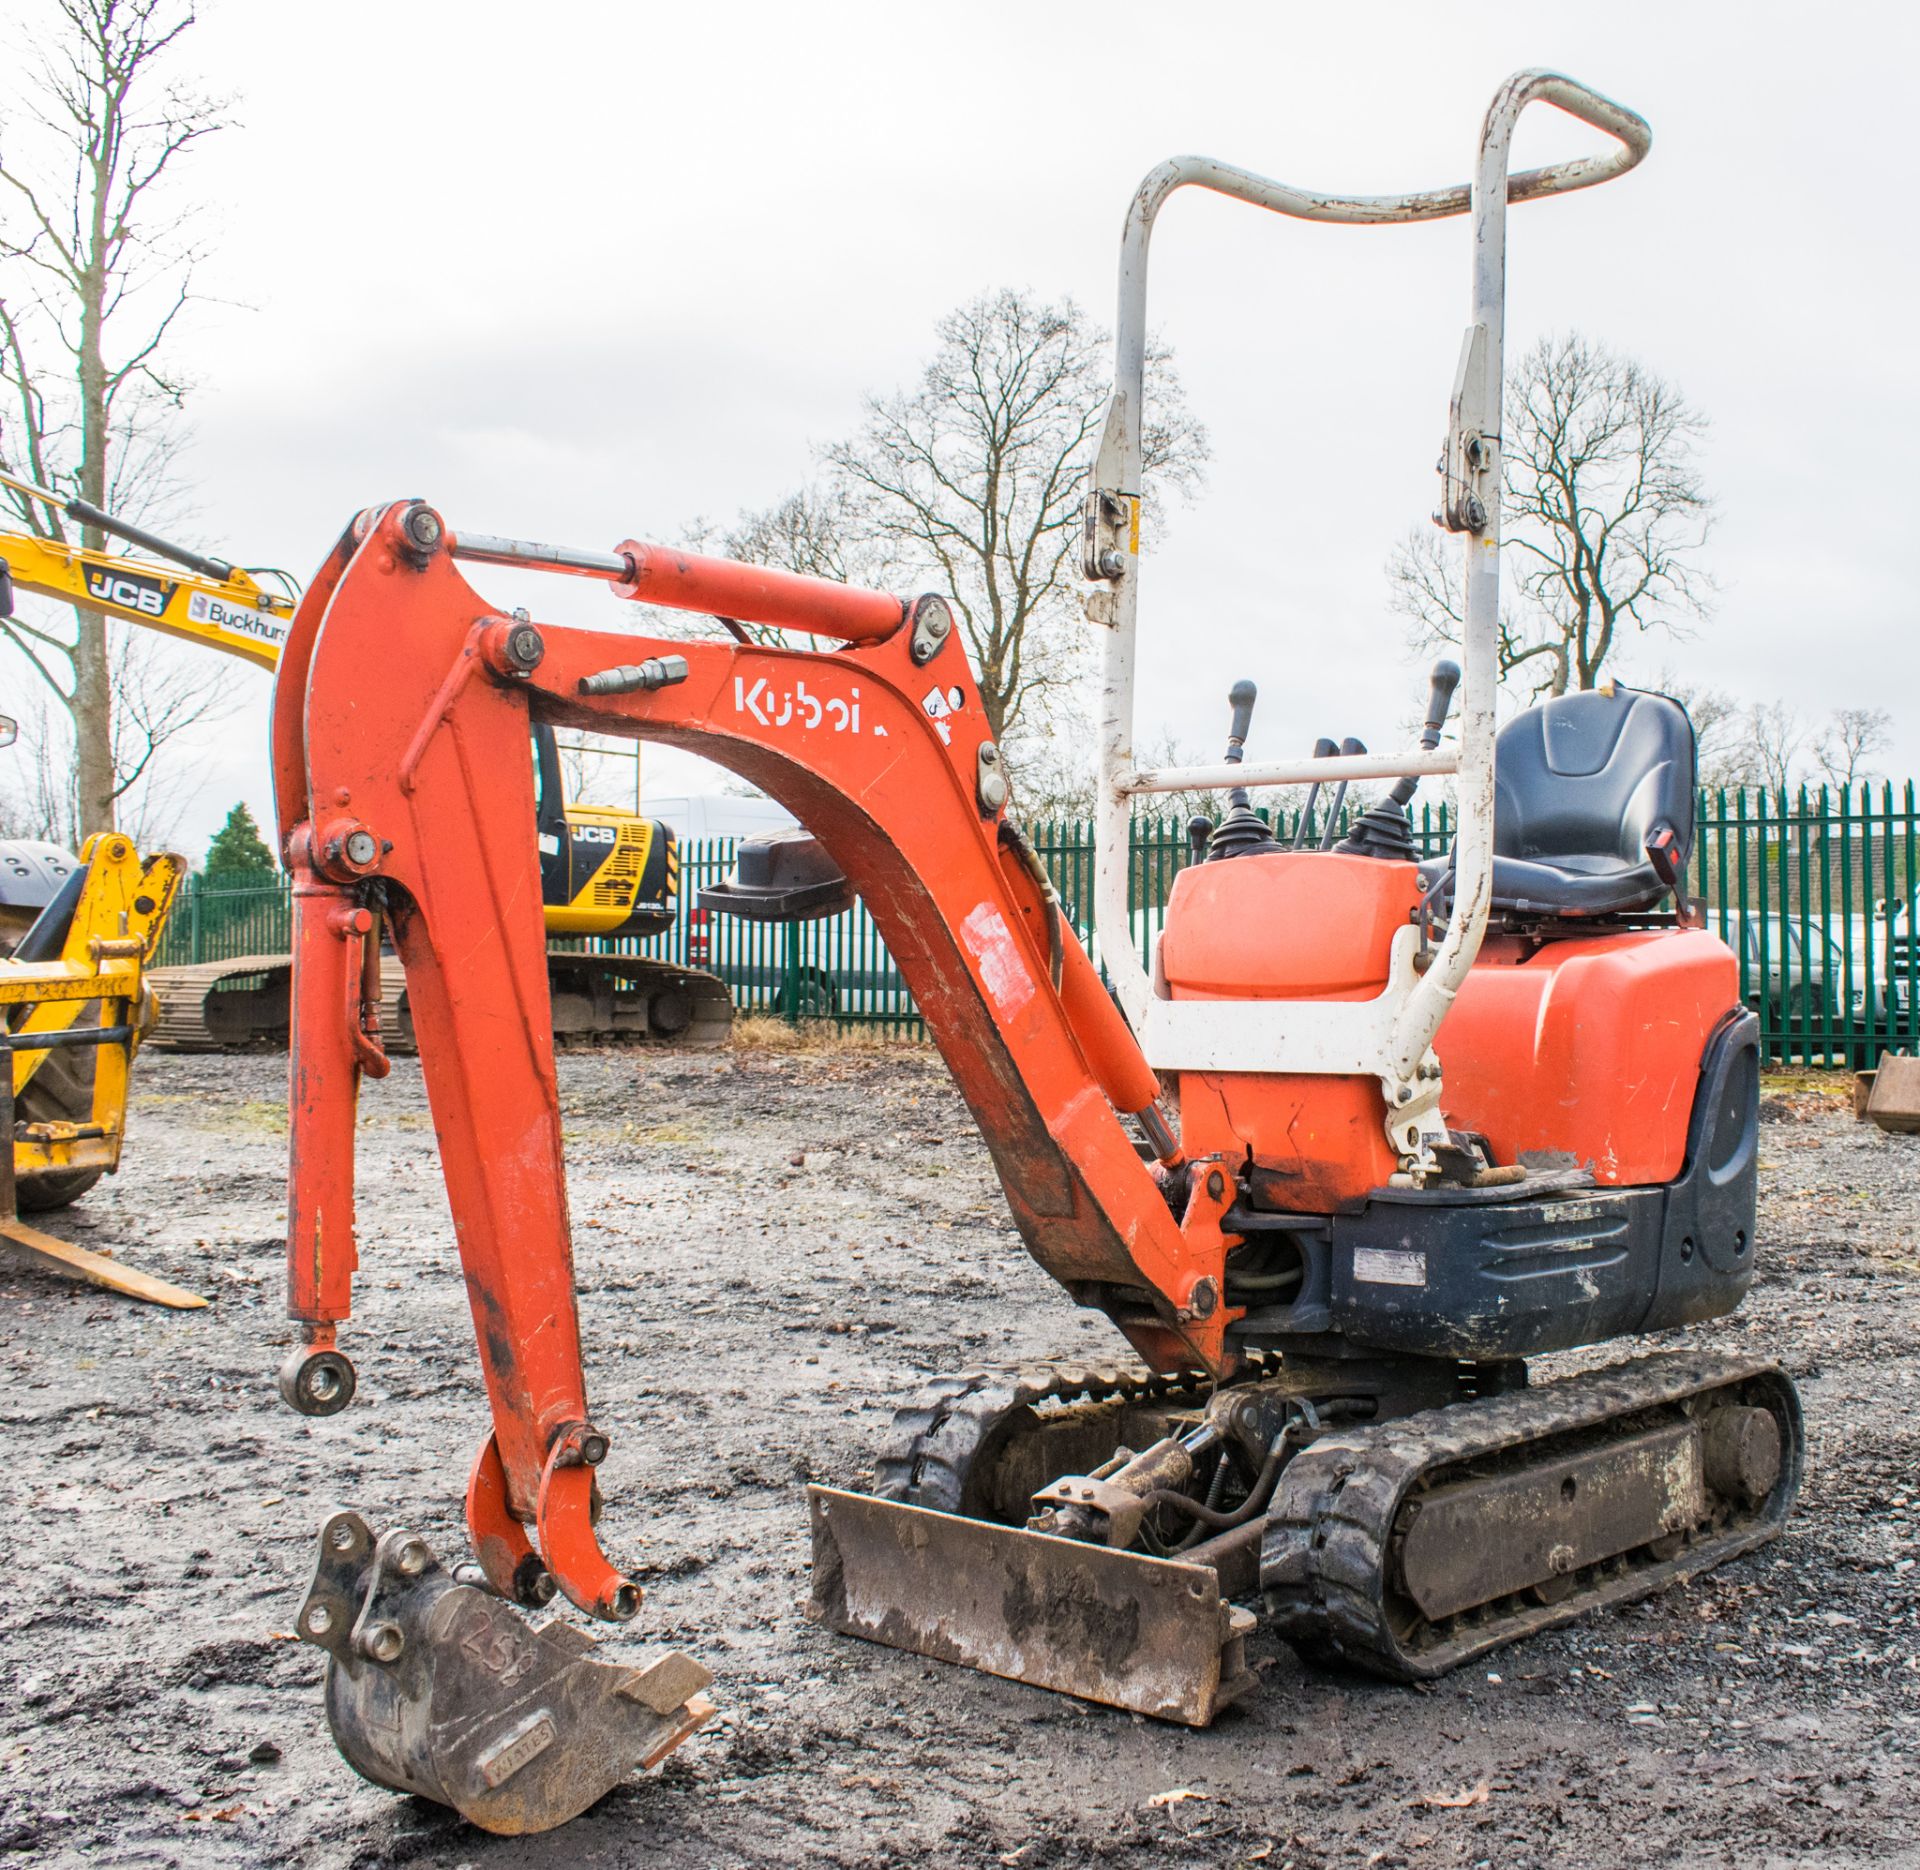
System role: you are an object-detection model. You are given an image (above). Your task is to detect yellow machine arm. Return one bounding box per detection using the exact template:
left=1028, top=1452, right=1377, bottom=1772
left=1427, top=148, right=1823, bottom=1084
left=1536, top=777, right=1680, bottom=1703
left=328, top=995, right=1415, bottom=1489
left=0, top=468, right=290, bottom=670
left=0, top=471, right=690, bottom=953
left=0, top=832, right=203, bottom=1309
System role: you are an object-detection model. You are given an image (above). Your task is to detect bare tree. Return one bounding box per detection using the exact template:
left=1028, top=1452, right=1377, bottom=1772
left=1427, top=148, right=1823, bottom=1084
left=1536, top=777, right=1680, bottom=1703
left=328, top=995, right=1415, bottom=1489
left=0, top=0, right=227, bottom=834
left=105, top=628, right=235, bottom=843
left=1738, top=700, right=1804, bottom=795
left=724, top=487, right=866, bottom=594
left=1391, top=333, right=1714, bottom=698
left=0, top=691, right=75, bottom=842
left=730, top=289, right=1207, bottom=763
left=1650, top=669, right=1746, bottom=790
left=1812, top=706, right=1892, bottom=791
left=0, top=630, right=235, bottom=846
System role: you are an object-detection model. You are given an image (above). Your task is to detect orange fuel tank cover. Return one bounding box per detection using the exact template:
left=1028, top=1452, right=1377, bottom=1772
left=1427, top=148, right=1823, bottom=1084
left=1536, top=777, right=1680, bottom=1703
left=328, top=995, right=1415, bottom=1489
left=1438, top=929, right=1738, bottom=1186
left=1159, top=851, right=1422, bottom=1002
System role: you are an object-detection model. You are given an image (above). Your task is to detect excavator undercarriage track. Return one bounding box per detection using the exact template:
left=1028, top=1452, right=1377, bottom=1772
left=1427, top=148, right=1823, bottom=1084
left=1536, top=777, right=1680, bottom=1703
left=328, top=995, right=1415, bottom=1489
left=870, top=1359, right=1264, bottom=1520
left=1261, top=1350, right=1803, bottom=1681
left=814, top=1349, right=1801, bottom=1720
left=148, top=954, right=732, bottom=1052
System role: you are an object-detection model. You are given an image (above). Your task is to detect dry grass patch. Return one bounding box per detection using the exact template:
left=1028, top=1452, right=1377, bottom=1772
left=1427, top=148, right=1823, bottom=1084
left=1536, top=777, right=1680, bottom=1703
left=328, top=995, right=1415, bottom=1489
left=728, top=1013, right=926, bottom=1057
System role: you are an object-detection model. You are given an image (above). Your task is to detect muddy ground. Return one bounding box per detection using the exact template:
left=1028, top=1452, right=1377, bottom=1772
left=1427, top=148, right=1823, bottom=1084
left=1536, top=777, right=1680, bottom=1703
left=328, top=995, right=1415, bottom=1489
left=1, top=1042, right=1916, bottom=1869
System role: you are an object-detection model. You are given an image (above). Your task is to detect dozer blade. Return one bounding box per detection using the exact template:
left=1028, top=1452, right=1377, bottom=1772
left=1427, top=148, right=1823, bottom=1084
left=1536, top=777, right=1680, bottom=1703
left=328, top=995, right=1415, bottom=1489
left=297, top=1512, right=714, bottom=1836
left=807, top=1486, right=1255, bottom=1727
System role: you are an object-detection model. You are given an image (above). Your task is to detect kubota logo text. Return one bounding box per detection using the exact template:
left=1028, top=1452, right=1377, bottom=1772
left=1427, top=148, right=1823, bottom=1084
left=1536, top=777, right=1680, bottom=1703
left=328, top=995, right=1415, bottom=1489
left=733, top=676, right=877, bottom=735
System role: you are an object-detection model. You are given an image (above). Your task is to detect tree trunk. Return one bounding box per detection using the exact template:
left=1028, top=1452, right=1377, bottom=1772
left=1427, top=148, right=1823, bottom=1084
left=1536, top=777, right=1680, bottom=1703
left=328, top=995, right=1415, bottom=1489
left=72, top=211, right=115, bottom=834
left=71, top=606, right=115, bottom=835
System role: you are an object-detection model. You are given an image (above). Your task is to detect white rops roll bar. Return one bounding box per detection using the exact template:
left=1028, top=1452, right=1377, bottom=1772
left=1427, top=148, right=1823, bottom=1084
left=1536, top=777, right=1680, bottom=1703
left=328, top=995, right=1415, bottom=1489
left=1082, top=71, right=1649, bottom=1171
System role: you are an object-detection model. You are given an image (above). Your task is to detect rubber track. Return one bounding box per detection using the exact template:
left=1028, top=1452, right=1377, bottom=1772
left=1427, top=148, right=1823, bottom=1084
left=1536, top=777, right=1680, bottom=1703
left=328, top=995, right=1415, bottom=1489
left=872, top=1356, right=1282, bottom=1519
left=147, top=955, right=732, bottom=1053
left=1261, top=1349, right=1803, bottom=1681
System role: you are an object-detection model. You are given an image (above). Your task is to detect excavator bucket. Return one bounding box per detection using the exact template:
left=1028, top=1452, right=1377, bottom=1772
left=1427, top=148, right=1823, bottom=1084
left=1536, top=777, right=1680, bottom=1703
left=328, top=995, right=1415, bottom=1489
left=296, top=1513, right=714, bottom=1835
left=806, top=1487, right=1256, bottom=1726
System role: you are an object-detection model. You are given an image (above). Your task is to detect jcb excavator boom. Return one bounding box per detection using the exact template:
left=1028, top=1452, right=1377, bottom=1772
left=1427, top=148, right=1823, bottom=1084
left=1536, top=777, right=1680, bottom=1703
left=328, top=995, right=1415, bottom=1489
left=0, top=471, right=729, bottom=1049
left=0, top=464, right=291, bottom=666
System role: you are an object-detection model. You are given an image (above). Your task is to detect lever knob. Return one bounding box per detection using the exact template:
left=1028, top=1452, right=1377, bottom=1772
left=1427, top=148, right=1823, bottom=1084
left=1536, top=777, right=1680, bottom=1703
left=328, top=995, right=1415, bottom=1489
left=1224, top=680, right=1258, bottom=764
left=1420, top=659, right=1462, bottom=749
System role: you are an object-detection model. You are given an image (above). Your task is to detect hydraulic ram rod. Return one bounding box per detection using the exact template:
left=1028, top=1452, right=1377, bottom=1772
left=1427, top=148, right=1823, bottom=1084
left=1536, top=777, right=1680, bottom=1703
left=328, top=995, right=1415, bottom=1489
left=448, top=529, right=906, bottom=642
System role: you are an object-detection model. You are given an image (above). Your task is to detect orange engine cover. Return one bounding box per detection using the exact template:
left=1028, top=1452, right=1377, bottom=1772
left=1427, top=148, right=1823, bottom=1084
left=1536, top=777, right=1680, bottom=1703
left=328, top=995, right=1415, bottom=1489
left=1160, top=853, right=1421, bottom=1210
left=1437, top=929, right=1737, bottom=1186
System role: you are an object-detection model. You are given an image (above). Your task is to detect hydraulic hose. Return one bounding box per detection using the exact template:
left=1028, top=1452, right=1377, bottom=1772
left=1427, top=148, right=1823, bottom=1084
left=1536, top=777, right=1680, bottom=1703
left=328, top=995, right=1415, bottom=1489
left=998, top=819, right=1065, bottom=991
left=1135, top=1429, right=1293, bottom=1532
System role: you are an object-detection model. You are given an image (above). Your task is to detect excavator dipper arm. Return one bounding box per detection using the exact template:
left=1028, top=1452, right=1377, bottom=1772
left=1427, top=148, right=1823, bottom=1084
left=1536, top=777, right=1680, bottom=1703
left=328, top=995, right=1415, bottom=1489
left=275, top=502, right=1239, bottom=1676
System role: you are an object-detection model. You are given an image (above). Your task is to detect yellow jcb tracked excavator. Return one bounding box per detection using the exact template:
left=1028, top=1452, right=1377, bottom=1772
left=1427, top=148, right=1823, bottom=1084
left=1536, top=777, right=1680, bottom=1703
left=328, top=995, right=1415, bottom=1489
left=0, top=469, right=730, bottom=1050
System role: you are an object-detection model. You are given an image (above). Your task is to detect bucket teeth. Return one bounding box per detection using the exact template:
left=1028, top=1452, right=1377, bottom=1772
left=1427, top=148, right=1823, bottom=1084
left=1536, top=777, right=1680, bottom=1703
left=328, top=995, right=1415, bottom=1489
left=297, top=1511, right=713, bottom=1835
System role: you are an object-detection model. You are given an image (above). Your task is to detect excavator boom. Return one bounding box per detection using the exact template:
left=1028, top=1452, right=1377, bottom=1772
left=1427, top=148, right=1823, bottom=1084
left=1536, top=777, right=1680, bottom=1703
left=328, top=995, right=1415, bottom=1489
left=274, top=502, right=1230, bottom=1828
left=0, top=467, right=290, bottom=667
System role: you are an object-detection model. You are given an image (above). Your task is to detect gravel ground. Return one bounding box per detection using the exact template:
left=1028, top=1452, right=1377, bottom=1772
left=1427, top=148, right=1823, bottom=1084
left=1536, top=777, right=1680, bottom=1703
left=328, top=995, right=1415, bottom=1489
left=1, top=1044, right=1916, bottom=1869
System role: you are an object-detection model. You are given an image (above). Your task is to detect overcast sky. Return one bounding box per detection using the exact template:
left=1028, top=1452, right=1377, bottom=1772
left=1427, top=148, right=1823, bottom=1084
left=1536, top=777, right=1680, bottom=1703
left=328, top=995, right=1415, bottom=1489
left=10, top=0, right=1917, bottom=854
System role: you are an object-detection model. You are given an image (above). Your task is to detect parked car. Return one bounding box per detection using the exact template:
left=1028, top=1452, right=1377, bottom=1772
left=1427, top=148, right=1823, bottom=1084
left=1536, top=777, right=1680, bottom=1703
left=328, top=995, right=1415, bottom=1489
left=1725, top=914, right=1882, bottom=1066
left=1878, top=895, right=1920, bottom=1032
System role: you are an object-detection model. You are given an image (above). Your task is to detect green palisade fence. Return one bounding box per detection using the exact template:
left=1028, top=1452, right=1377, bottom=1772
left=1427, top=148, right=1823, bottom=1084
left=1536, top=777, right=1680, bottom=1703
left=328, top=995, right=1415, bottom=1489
left=156, top=785, right=1920, bottom=1065
left=157, top=868, right=293, bottom=968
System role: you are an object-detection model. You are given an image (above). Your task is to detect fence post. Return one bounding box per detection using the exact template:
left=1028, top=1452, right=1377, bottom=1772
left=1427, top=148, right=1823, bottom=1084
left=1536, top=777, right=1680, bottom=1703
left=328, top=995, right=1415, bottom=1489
left=189, top=874, right=202, bottom=966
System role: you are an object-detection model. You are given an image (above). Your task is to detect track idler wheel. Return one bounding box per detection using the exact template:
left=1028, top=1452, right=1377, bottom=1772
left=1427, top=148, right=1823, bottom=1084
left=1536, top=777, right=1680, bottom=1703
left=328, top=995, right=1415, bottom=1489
left=297, top=1512, right=714, bottom=1834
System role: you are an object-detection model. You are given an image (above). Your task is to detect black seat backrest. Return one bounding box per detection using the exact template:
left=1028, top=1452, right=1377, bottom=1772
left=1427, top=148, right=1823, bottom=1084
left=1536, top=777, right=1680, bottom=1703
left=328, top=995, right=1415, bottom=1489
left=1494, top=687, right=1697, bottom=874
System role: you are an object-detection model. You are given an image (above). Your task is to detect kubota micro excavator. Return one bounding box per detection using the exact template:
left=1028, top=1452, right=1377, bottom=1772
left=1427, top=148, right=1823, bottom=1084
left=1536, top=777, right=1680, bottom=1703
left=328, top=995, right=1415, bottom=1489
left=0, top=470, right=729, bottom=1048
left=271, top=71, right=1800, bottom=1836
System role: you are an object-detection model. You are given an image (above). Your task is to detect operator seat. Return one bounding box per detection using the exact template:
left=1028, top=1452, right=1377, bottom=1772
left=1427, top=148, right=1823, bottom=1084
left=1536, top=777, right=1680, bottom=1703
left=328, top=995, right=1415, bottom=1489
left=1423, top=685, right=1697, bottom=918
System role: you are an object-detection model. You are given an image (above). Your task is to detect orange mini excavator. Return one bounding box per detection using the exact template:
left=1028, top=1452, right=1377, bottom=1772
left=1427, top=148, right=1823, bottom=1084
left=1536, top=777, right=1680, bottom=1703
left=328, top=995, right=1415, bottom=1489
left=275, top=72, right=1799, bottom=1834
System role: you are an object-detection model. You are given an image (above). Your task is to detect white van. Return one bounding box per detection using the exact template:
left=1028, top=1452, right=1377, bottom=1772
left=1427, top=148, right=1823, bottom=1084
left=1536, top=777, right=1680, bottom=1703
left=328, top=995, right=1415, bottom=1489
left=642, top=793, right=799, bottom=842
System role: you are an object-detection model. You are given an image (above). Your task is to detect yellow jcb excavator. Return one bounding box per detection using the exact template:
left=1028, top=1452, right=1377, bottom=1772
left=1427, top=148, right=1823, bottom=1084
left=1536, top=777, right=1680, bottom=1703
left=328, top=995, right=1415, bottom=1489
left=0, top=831, right=206, bottom=1308
left=0, top=470, right=730, bottom=1049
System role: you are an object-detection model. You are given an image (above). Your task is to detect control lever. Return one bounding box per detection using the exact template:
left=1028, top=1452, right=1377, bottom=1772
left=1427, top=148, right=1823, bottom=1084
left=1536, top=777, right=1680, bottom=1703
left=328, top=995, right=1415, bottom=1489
left=1224, top=679, right=1257, bottom=767
left=1318, top=737, right=1368, bottom=850
left=1335, top=659, right=1461, bottom=863
left=1205, top=680, right=1283, bottom=862
left=1385, top=658, right=1462, bottom=810
left=1293, top=738, right=1340, bottom=849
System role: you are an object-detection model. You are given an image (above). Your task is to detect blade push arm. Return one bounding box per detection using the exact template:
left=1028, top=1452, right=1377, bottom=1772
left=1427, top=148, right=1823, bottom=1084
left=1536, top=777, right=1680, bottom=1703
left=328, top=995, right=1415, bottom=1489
left=277, top=501, right=1242, bottom=1623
